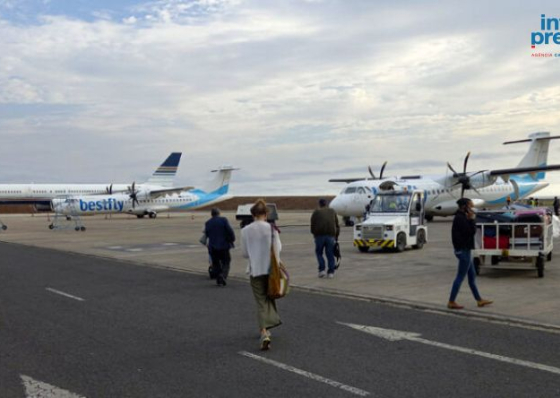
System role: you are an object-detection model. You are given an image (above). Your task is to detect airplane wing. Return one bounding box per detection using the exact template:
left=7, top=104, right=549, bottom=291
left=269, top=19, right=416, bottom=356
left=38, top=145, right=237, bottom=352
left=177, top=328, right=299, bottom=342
left=328, top=178, right=364, bottom=183
left=489, top=164, right=560, bottom=177
left=147, top=186, right=194, bottom=198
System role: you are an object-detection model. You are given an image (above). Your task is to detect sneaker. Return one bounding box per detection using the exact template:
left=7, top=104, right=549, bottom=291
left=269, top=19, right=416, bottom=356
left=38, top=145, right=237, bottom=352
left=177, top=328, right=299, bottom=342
left=260, top=335, right=271, bottom=351
left=477, top=299, right=493, bottom=307
left=318, top=270, right=327, bottom=278
left=447, top=301, right=464, bottom=310
left=327, top=273, right=334, bottom=279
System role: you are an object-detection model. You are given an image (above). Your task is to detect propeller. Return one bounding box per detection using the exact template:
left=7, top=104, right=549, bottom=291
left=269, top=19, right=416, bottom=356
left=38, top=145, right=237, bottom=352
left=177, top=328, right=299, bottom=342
left=368, top=161, right=388, bottom=180
left=128, top=182, right=140, bottom=208
left=447, top=152, right=485, bottom=198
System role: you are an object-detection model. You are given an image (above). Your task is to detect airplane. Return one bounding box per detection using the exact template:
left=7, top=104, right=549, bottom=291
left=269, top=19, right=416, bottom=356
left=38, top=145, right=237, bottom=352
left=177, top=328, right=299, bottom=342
left=51, top=166, right=237, bottom=220
left=329, top=132, right=560, bottom=224
left=0, top=153, right=183, bottom=211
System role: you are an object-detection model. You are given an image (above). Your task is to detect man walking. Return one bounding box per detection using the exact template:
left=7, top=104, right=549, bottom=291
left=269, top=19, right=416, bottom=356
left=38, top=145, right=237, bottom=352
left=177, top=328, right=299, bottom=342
left=310, top=198, right=340, bottom=279
left=205, top=208, right=235, bottom=286
left=448, top=198, right=492, bottom=309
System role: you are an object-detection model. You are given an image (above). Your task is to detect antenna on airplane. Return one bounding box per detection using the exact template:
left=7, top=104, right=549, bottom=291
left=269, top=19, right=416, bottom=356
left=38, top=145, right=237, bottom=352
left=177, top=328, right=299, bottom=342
left=106, top=184, right=113, bottom=195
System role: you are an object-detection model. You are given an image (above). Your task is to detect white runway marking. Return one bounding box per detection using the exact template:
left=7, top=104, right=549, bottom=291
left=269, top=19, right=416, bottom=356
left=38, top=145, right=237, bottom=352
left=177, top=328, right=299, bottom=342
left=126, top=248, right=143, bottom=252
left=21, top=375, right=86, bottom=398
left=162, top=242, right=179, bottom=246
left=341, top=322, right=560, bottom=376
left=107, top=246, right=123, bottom=249
left=239, top=351, right=370, bottom=396
left=45, top=288, right=85, bottom=302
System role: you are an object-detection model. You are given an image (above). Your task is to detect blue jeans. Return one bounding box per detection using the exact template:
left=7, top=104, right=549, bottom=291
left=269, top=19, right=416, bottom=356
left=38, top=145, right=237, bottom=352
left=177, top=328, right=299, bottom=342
left=449, top=249, right=482, bottom=302
left=315, top=235, right=336, bottom=274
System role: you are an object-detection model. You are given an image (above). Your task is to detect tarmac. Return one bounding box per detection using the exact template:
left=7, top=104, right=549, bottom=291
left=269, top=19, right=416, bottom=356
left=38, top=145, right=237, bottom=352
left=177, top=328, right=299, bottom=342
left=1, top=211, right=559, bottom=331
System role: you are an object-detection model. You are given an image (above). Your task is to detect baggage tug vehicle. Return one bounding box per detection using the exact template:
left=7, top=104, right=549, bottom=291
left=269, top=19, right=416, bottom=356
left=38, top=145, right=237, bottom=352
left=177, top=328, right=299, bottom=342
left=353, top=183, right=428, bottom=252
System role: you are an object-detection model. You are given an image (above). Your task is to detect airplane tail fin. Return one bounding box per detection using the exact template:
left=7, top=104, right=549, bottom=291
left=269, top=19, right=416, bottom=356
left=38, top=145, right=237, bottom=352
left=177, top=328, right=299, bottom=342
left=201, top=166, right=238, bottom=194
left=145, top=152, right=182, bottom=187
left=505, top=132, right=560, bottom=181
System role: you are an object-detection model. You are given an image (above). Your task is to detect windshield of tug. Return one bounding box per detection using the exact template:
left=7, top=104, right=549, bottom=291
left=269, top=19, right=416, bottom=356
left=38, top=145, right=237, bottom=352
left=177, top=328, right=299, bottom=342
left=370, top=192, right=411, bottom=213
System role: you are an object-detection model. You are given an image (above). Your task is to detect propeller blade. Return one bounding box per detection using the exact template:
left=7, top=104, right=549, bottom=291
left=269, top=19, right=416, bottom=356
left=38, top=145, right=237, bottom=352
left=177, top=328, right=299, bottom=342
left=463, top=152, right=471, bottom=174
left=447, top=162, right=458, bottom=176
left=461, top=185, right=465, bottom=198
left=379, top=161, right=387, bottom=180
left=469, top=170, right=486, bottom=178
left=368, top=166, right=376, bottom=180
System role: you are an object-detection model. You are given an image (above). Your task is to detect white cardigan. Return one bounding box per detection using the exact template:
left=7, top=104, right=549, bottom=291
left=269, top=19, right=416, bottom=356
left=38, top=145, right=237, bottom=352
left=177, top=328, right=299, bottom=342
left=241, top=220, right=282, bottom=277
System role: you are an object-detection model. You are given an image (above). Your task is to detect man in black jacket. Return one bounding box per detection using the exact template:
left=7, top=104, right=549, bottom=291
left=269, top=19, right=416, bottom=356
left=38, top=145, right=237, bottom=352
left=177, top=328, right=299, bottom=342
left=205, top=208, right=235, bottom=286
left=448, top=198, right=493, bottom=309
left=310, top=198, right=340, bottom=279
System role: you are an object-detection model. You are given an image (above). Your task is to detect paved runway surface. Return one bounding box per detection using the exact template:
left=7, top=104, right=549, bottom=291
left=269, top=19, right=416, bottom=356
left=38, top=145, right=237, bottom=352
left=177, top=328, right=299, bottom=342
left=2, top=243, right=560, bottom=397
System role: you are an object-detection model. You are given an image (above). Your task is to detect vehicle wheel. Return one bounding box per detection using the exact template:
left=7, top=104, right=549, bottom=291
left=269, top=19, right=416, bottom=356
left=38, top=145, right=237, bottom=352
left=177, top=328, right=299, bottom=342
left=395, top=233, right=406, bottom=252
left=413, top=229, right=426, bottom=249
left=473, top=257, right=481, bottom=275
left=358, top=246, right=369, bottom=253
left=547, top=252, right=552, bottom=261
left=1, top=225, right=6, bottom=230
left=491, top=256, right=500, bottom=265
left=537, top=255, right=545, bottom=278
left=48, top=224, right=54, bottom=230
left=425, top=214, right=434, bottom=222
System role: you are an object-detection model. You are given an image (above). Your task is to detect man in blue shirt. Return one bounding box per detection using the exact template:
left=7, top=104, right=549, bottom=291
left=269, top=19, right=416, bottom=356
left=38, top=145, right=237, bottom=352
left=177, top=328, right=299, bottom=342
left=205, top=208, right=236, bottom=286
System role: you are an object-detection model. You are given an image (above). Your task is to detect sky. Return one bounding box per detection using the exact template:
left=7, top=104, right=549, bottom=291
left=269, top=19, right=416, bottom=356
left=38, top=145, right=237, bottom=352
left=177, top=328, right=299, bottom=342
left=1, top=0, right=560, bottom=195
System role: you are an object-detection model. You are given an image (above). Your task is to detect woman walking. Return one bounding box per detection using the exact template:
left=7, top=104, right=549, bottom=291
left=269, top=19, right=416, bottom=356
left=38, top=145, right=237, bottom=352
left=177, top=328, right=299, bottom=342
left=241, top=199, right=282, bottom=350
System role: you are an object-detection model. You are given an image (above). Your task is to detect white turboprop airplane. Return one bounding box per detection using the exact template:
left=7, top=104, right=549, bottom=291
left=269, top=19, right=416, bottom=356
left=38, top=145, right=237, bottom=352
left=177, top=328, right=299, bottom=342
left=329, top=132, right=560, bottom=223
left=51, top=166, right=237, bottom=219
left=0, top=153, right=183, bottom=211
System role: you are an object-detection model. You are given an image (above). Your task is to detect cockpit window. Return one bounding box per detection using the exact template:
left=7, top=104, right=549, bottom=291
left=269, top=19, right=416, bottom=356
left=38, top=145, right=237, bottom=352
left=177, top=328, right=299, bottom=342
left=370, top=193, right=411, bottom=213
left=357, top=187, right=366, bottom=194
left=344, top=187, right=357, bottom=194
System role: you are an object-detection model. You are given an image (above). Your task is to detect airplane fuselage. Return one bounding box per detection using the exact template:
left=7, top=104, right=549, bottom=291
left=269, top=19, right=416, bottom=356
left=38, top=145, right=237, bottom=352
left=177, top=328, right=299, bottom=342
left=330, top=177, right=548, bottom=218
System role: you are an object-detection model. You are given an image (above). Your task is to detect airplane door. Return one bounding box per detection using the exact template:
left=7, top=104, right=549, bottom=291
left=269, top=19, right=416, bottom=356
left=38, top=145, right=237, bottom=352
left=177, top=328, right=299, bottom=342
left=409, top=193, right=422, bottom=237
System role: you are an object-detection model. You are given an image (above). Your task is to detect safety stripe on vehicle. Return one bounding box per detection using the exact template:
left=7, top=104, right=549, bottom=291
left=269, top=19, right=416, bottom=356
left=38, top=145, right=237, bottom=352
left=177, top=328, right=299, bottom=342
left=353, top=239, right=395, bottom=248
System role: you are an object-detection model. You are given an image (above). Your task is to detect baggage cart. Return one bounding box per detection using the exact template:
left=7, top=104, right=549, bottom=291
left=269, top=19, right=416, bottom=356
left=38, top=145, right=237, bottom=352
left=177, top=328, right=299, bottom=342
left=472, top=209, right=553, bottom=278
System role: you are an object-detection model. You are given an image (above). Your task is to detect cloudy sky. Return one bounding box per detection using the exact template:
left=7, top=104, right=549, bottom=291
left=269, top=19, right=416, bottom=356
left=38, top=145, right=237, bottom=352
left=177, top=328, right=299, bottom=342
left=1, top=0, right=560, bottom=195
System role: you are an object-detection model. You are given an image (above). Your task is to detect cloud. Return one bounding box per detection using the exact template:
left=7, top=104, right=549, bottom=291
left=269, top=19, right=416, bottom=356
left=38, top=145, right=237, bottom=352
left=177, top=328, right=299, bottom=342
left=0, top=1, right=559, bottom=195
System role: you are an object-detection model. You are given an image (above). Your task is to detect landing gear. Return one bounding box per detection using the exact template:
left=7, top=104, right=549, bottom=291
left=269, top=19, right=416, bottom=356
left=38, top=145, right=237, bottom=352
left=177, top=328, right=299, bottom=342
left=343, top=216, right=354, bottom=227
left=137, top=214, right=145, bottom=219
left=424, top=214, right=434, bottom=222
left=1, top=225, right=7, bottom=231
left=148, top=212, right=157, bottom=219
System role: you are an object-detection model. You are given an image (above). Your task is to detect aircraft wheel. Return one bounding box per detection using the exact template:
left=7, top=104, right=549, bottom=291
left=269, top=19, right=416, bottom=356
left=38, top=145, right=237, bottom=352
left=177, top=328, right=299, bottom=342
left=413, top=229, right=426, bottom=249
left=75, top=226, right=80, bottom=231
left=395, top=233, right=406, bottom=252
left=149, top=212, right=157, bottom=219
left=137, top=214, right=145, bottom=219
left=48, top=224, right=54, bottom=230
left=425, top=214, right=434, bottom=222
left=80, top=226, right=86, bottom=232
left=1, top=225, right=6, bottom=231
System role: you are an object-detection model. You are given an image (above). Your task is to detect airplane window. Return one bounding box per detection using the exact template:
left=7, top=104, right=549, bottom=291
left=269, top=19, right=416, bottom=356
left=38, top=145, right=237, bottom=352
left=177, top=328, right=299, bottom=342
left=345, top=187, right=357, bottom=194
left=357, top=187, right=365, bottom=194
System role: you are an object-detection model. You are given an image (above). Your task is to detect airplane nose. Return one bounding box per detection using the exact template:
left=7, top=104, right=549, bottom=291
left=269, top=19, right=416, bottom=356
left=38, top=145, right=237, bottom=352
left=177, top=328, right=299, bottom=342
left=329, top=196, right=344, bottom=212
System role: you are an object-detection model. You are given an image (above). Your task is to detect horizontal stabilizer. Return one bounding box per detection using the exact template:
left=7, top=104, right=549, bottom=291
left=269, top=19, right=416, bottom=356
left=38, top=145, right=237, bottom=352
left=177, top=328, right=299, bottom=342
left=503, top=135, right=560, bottom=145
left=489, top=164, right=560, bottom=176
